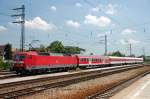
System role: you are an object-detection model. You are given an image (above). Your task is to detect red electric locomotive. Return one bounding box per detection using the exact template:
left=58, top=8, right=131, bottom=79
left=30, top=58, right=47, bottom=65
left=13, top=51, right=78, bottom=74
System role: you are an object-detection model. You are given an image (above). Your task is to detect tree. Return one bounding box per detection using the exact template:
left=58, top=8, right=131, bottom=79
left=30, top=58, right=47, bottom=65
left=64, top=46, right=85, bottom=54
left=47, top=41, right=65, bottom=53
left=46, top=41, right=85, bottom=54
left=129, top=54, right=135, bottom=57
left=4, top=43, right=12, bottom=60
left=39, top=45, right=47, bottom=52
left=109, top=51, right=125, bottom=57
left=29, top=45, right=47, bottom=52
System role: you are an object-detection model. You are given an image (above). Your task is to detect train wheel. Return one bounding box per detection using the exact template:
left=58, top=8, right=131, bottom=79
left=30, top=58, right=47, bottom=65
left=16, top=70, right=20, bottom=74
left=20, top=70, right=27, bottom=75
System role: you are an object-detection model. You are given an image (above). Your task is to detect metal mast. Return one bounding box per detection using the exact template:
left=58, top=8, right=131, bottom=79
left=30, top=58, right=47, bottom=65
left=104, top=34, right=107, bottom=56
left=98, top=34, right=108, bottom=56
left=129, top=43, right=132, bottom=56
left=12, top=5, right=25, bottom=52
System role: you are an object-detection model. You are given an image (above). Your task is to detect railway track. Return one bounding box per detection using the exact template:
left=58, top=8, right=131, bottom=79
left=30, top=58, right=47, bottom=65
left=86, top=70, right=150, bottom=99
left=0, top=64, right=141, bottom=80
left=0, top=64, right=144, bottom=80
left=0, top=71, right=17, bottom=80
left=0, top=74, right=17, bottom=80
left=0, top=64, right=144, bottom=99
left=0, top=71, right=13, bottom=75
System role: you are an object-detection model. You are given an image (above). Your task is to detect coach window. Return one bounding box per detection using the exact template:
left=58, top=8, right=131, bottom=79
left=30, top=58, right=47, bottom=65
left=98, top=59, right=100, bottom=62
left=82, top=58, right=85, bottom=62
left=82, top=58, right=84, bottom=61
left=92, top=59, right=94, bottom=62
left=86, top=58, right=88, bottom=61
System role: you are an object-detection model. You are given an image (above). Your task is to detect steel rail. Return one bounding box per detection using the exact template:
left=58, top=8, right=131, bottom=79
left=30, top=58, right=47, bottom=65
left=0, top=65, right=144, bottom=99
left=0, top=64, right=142, bottom=88
left=0, top=64, right=143, bottom=80
left=86, top=71, right=150, bottom=99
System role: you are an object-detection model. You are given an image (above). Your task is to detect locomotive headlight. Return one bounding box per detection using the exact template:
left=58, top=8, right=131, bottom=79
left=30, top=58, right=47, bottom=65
left=13, top=61, right=24, bottom=64
left=18, top=61, right=24, bottom=64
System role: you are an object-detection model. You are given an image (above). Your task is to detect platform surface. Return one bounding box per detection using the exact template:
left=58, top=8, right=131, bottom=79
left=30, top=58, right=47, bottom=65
left=0, top=65, right=127, bottom=85
left=110, top=74, right=150, bottom=99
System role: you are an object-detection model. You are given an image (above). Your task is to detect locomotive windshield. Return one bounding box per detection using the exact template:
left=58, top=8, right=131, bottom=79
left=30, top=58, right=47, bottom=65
left=14, top=54, right=26, bottom=61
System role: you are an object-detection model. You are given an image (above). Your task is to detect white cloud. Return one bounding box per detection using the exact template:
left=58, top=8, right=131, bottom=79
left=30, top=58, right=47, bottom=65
left=0, top=26, right=7, bottom=33
left=75, top=3, right=82, bottom=7
left=121, top=28, right=136, bottom=35
left=120, top=39, right=140, bottom=45
left=84, top=14, right=111, bottom=27
left=66, top=20, right=80, bottom=28
left=91, top=7, right=100, bottom=12
left=25, top=17, right=56, bottom=31
left=120, top=39, right=128, bottom=45
left=105, top=4, right=116, bottom=15
left=97, top=33, right=105, bottom=37
left=128, top=39, right=140, bottom=44
left=50, top=6, right=57, bottom=11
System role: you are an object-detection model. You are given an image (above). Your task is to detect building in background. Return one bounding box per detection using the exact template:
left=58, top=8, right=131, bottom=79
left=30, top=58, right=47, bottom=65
left=0, top=45, right=5, bottom=60
left=0, top=44, right=20, bottom=60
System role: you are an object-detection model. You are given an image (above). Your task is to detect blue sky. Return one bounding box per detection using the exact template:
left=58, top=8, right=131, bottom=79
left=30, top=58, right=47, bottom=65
left=0, top=0, right=150, bottom=56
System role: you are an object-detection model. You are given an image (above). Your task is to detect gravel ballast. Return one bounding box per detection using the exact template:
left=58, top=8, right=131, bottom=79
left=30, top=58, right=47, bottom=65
left=21, top=66, right=150, bottom=99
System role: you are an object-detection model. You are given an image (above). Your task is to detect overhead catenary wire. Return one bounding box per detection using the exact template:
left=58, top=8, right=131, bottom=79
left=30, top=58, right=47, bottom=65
left=0, top=12, right=10, bottom=16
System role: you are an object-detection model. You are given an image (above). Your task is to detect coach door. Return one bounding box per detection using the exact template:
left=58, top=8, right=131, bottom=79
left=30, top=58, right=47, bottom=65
left=89, top=58, right=92, bottom=66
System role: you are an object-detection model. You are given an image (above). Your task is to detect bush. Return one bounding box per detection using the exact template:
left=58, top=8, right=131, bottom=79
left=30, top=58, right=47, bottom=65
left=0, top=58, right=4, bottom=70
left=0, top=58, right=11, bottom=71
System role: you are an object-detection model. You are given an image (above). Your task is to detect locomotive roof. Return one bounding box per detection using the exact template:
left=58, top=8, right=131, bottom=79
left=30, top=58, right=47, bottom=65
left=15, top=51, right=38, bottom=55
left=15, top=51, right=67, bottom=56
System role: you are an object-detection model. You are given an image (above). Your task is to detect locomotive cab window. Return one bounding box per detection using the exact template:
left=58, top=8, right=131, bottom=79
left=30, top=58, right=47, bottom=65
left=14, top=54, right=26, bottom=61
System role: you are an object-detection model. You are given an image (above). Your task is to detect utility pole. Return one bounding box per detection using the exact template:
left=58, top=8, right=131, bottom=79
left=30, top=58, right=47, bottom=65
left=142, top=47, right=145, bottom=56
left=104, top=34, right=107, bottom=56
left=98, top=34, right=108, bottom=56
left=129, top=43, right=132, bottom=56
left=11, top=5, right=25, bottom=52
left=142, top=47, right=145, bottom=61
